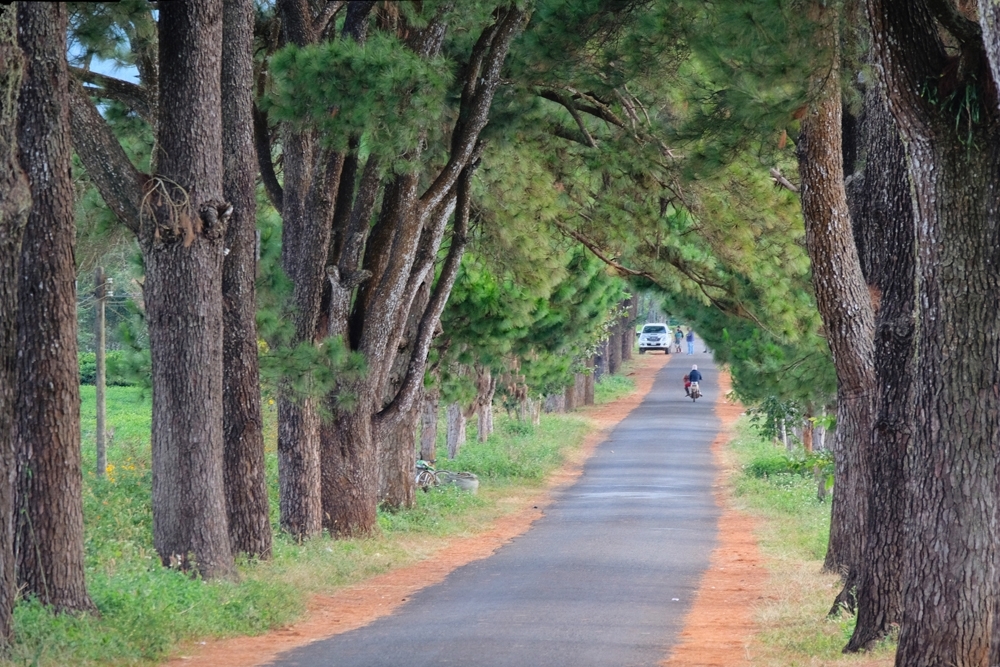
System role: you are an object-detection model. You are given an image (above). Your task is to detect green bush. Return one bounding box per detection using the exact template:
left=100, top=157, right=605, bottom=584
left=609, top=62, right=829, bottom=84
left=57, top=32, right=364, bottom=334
left=744, top=448, right=833, bottom=479
left=78, top=351, right=141, bottom=387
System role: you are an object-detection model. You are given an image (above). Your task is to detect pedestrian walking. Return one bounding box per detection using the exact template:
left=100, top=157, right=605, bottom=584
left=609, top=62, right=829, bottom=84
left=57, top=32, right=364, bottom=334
left=686, top=329, right=695, bottom=355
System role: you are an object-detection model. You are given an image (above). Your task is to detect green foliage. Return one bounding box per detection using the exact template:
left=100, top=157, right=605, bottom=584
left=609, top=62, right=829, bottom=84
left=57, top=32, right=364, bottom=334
left=265, top=33, right=452, bottom=162
left=728, top=419, right=829, bottom=560
left=445, top=412, right=589, bottom=481
left=744, top=448, right=833, bottom=480
left=254, top=211, right=368, bottom=410
left=78, top=351, right=138, bottom=386
left=594, top=371, right=635, bottom=404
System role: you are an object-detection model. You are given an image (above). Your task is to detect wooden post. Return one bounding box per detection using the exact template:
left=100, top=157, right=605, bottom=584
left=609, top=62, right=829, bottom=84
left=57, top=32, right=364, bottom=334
left=94, top=266, right=107, bottom=478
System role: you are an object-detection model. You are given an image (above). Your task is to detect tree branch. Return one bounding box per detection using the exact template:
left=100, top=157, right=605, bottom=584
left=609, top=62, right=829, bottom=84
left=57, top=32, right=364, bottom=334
left=551, top=92, right=597, bottom=147
left=253, top=103, right=283, bottom=212
left=378, top=160, right=477, bottom=431
left=68, top=79, right=145, bottom=234
left=770, top=167, right=800, bottom=193
left=70, top=66, right=156, bottom=124
left=552, top=218, right=658, bottom=281
left=419, top=5, right=527, bottom=215
left=927, top=0, right=981, bottom=46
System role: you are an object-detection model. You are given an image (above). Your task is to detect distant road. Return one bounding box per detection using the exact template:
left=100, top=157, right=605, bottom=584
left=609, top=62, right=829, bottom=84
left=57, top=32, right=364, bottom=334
left=268, top=347, right=721, bottom=667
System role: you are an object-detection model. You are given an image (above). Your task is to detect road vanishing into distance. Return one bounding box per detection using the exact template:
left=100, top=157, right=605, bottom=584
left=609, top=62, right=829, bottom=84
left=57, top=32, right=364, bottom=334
left=267, top=346, right=721, bottom=667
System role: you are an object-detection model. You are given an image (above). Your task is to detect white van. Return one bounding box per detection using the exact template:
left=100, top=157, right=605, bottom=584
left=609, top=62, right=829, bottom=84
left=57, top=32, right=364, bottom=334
left=638, top=323, right=671, bottom=354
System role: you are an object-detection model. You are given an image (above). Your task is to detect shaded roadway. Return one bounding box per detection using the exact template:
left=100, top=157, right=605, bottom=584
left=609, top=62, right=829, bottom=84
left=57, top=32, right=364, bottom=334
left=267, top=345, right=721, bottom=667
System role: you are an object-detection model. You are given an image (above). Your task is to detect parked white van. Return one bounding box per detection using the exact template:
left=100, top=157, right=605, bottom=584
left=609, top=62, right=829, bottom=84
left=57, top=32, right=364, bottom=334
left=638, top=323, right=671, bottom=354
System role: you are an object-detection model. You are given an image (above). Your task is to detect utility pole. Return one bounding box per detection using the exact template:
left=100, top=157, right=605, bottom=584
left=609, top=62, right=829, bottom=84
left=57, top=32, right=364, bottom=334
left=94, top=266, right=106, bottom=477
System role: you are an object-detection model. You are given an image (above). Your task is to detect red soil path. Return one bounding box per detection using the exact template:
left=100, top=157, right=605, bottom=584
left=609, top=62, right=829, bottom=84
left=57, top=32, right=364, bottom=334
left=166, top=353, right=765, bottom=666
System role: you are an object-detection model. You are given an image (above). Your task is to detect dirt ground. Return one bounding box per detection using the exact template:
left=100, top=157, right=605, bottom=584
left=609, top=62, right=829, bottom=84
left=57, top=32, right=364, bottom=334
left=166, top=353, right=766, bottom=667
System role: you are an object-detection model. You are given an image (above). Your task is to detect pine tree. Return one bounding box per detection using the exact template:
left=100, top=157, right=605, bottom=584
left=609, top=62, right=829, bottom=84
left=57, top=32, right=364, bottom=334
left=0, top=2, right=30, bottom=643
left=867, top=1, right=1000, bottom=662
left=14, top=1, right=96, bottom=611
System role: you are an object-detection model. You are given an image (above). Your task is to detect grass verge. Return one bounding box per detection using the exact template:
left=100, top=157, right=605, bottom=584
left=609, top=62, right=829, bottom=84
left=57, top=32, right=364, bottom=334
left=1, top=387, right=594, bottom=667
left=726, top=419, right=896, bottom=666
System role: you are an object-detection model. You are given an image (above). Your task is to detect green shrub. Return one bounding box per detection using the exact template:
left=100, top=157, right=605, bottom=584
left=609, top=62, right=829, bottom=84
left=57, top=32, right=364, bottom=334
left=78, top=351, right=142, bottom=387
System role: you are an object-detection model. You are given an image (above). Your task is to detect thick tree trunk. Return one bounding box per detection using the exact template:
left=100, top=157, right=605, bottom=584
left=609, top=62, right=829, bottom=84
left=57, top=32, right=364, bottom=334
left=867, top=2, right=1000, bottom=663
left=621, top=297, right=636, bottom=360
left=377, top=402, right=418, bottom=511
left=564, top=380, right=578, bottom=411
left=474, top=366, right=496, bottom=443
left=221, top=0, right=270, bottom=560
left=584, top=357, right=595, bottom=405
left=13, top=3, right=95, bottom=612
left=608, top=331, right=623, bottom=375
left=844, top=78, right=915, bottom=652
left=0, top=5, right=29, bottom=641
left=796, top=3, right=876, bottom=589
left=446, top=403, right=466, bottom=459
left=278, top=399, right=321, bottom=539
left=419, top=389, right=439, bottom=462
left=320, top=406, right=379, bottom=538
left=144, top=0, right=234, bottom=578
left=544, top=394, right=565, bottom=413
left=594, top=346, right=607, bottom=381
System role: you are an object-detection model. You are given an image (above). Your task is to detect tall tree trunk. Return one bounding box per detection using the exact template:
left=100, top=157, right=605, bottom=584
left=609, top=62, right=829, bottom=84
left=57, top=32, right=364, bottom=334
left=584, top=357, right=595, bottom=405
left=419, top=388, right=439, bottom=462
left=594, top=346, right=607, bottom=381
left=621, top=297, right=636, bottom=360
left=221, top=0, right=270, bottom=560
left=13, top=2, right=95, bottom=611
left=844, top=75, right=915, bottom=653
left=377, top=402, right=418, bottom=511
left=446, top=403, right=466, bottom=460
left=144, top=0, right=234, bottom=578
left=608, top=330, right=623, bottom=375
left=0, top=4, right=29, bottom=642
left=867, top=2, right=1000, bottom=663
left=321, top=406, right=379, bottom=537
left=279, top=399, right=321, bottom=539
left=564, top=380, right=577, bottom=411
left=475, top=367, right=496, bottom=443
left=796, top=3, right=876, bottom=593
left=377, top=279, right=429, bottom=510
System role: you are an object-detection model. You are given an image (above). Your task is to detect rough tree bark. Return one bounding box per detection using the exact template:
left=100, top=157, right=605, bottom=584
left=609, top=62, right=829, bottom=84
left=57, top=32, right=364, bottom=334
left=445, top=403, right=466, bottom=460
left=608, top=329, right=623, bottom=374
left=796, top=2, right=876, bottom=597
left=474, top=366, right=496, bottom=443
left=584, top=357, right=595, bottom=405
left=222, top=0, right=271, bottom=560
left=13, top=2, right=96, bottom=611
left=0, top=4, right=29, bottom=642
left=564, top=378, right=578, bottom=411
left=419, top=388, right=439, bottom=462
left=844, top=74, right=915, bottom=652
left=144, top=0, right=234, bottom=578
left=866, top=1, right=1000, bottom=663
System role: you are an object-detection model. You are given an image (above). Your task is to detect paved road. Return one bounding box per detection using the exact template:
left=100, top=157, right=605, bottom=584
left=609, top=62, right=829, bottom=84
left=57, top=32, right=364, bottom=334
left=267, top=346, right=721, bottom=667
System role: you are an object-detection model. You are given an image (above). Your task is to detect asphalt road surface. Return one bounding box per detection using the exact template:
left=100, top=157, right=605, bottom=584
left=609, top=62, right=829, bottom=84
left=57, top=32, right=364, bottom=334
left=267, top=346, right=721, bottom=667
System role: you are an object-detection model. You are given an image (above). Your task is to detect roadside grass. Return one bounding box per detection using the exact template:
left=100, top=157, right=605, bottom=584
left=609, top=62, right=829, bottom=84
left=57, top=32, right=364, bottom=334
left=726, top=419, right=896, bottom=666
left=594, top=365, right=636, bottom=404
left=2, top=386, right=595, bottom=667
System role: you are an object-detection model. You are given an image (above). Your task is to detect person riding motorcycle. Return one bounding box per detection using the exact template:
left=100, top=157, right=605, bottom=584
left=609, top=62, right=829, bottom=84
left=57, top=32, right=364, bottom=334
left=687, top=365, right=703, bottom=398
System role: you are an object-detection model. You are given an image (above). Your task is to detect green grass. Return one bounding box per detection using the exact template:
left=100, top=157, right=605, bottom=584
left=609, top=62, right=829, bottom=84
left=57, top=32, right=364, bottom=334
left=2, top=387, right=601, bottom=666
left=594, top=370, right=636, bottom=404
left=727, top=419, right=896, bottom=665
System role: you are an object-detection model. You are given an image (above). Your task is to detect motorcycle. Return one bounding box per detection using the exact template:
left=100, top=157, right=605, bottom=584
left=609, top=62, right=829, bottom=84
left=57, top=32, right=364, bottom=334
left=689, top=381, right=701, bottom=402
